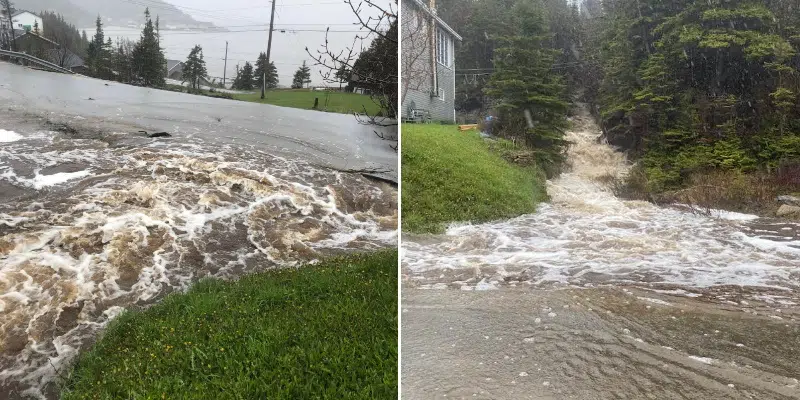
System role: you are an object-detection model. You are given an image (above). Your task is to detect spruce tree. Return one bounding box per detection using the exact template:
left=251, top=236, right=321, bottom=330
left=253, top=52, right=279, bottom=89
left=131, top=8, right=166, bottom=87
left=237, top=61, right=254, bottom=90
left=87, top=15, right=105, bottom=76
left=292, top=61, right=312, bottom=89
left=183, top=45, right=207, bottom=90
left=484, top=0, right=569, bottom=172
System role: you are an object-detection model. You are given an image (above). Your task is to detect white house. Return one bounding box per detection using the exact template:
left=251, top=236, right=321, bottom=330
left=11, top=11, right=43, bottom=34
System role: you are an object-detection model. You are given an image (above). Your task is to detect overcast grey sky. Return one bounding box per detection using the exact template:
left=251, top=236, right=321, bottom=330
left=96, top=0, right=393, bottom=86
left=161, top=0, right=394, bottom=86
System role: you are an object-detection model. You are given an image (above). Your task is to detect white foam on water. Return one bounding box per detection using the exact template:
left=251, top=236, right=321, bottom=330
left=0, top=129, right=24, bottom=143
left=0, top=143, right=397, bottom=397
left=688, top=355, right=715, bottom=365
left=637, top=297, right=672, bottom=306
left=402, top=105, right=800, bottom=292
left=30, top=170, right=92, bottom=189
left=707, top=209, right=761, bottom=221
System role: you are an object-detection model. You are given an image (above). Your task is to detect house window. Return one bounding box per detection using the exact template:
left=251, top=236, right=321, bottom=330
left=436, top=28, right=451, bottom=68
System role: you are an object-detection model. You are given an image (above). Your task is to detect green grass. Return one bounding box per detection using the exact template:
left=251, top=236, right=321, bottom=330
left=61, top=250, right=397, bottom=400
left=233, top=89, right=381, bottom=115
left=402, top=124, right=548, bottom=233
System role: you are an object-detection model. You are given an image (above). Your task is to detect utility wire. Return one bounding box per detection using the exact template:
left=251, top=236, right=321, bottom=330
left=154, top=28, right=367, bottom=35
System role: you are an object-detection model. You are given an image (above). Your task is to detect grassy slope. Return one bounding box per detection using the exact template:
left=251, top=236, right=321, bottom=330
left=62, top=250, right=397, bottom=400
left=402, top=124, right=547, bottom=233
left=160, top=85, right=379, bottom=115
left=233, top=90, right=381, bottom=115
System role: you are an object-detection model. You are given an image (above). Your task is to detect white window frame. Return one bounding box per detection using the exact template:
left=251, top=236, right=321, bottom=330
left=436, top=28, right=452, bottom=69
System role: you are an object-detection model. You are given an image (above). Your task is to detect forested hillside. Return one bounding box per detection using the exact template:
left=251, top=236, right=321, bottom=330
left=581, top=0, right=800, bottom=193
left=434, top=0, right=799, bottom=207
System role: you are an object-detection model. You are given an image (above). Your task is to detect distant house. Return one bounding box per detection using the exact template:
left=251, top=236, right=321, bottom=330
left=12, top=31, right=58, bottom=58
left=166, top=59, right=184, bottom=80
left=10, top=31, right=86, bottom=73
left=400, top=0, right=462, bottom=123
left=11, top=11, right=43, bottom=34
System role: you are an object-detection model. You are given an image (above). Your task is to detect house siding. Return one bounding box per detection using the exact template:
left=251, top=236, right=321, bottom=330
left=400, top=0, right=458, bottom=123
left=12, top=12, right=43, bottom=34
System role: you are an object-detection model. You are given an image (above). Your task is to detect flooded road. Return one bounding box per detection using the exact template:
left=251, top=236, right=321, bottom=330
left=0, top=75, right=397, bottom=399
left=0, top=62, right=396, bottom=181
left=401, top=105, right=800, bottom=399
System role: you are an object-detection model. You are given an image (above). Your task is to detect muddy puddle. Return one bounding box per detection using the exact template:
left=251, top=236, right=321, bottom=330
left=0, top=113, right=397, bottom=399
left=401, top=104, right=799, bottom=399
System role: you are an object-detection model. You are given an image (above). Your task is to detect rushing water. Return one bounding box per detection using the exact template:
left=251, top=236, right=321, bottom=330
left=401, top=104, right=800, bottom=400
left=0, top=117, right=396, bottom=399
left=403, top=105, right=799, bottom=295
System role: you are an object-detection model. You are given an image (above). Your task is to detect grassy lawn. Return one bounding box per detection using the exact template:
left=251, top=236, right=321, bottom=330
left=402, top=124, right=547, bottom=233
left=62, top=250, right=397, bottom=400
left=233, top=89, right=381, bottom=115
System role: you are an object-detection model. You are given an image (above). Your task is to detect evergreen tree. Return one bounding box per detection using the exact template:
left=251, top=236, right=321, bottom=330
left=253, top=52, right=279, bottom=89
left=231, top=64, right=241, bottom=89
left=33, top=20, right=39, bottom=35
left=484, top=0, right=570, bottom=172
left=86, top=15, right=105, bottom=76
left=292, top=61, right=312, bottom=89
left=584, top=0, right=800, bottom=191
left=349, top=20, right=397, bottom=116
left=36, top=11, right=88, bottom=65
left=183, top=45, right=207, bottom=90
left=234, top=61, right=254, bottom=90
left=131, top=8, right=166, bottom=87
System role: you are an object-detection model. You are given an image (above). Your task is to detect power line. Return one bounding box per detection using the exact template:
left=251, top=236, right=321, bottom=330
left=153, top=28, right=367, bottom=35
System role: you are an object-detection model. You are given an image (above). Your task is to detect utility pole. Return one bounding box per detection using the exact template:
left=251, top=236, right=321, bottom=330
left=261, top=0, right=276, bottom=99
left=223, top=41, right=228, bottom=88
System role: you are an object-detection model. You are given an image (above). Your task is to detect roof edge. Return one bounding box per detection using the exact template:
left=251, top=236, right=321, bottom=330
left=409, top=0, right=462, bottom=41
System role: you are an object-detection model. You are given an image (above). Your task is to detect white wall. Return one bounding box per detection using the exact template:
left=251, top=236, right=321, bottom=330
left=12, top=12, right=43, bottom=34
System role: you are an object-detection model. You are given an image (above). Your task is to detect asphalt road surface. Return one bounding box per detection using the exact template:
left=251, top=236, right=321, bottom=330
left=0, top=62, right=396, bottom=181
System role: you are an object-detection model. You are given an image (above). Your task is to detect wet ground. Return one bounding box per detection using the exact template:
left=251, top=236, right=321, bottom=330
left=0, top=62, right=396, bottom=181
left=401, top=104, right=800, bottom=399
left=402, top=288, right=800, bottom=400
left=0, top=68, right=397, bottom=399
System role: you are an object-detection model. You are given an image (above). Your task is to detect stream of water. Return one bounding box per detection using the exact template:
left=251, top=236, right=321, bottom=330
left=401, top=104, right=800, bottom=399
left=403, top=105, right=799, bottom=295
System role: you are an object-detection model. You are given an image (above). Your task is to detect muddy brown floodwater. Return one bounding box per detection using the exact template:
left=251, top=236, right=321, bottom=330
left=0, top=110, right=397, bottom=399
left=401, top=104, right=800, bottom=399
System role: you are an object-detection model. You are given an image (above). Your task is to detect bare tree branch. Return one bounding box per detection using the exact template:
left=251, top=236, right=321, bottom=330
left=305, top=0, right=398, bottom=149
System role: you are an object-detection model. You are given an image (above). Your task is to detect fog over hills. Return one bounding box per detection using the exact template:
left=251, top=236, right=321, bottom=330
left=15, top=0, right=215, bottom=29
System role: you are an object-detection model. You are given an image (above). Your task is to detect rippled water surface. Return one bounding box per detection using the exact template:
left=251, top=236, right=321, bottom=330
left=0, top=115, right=396, bottom=399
